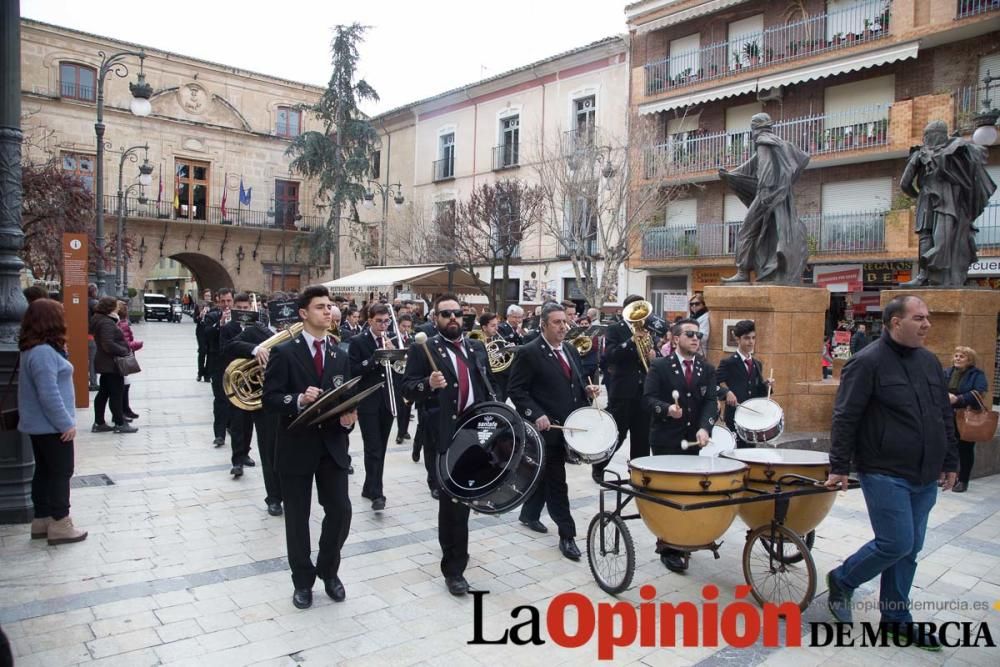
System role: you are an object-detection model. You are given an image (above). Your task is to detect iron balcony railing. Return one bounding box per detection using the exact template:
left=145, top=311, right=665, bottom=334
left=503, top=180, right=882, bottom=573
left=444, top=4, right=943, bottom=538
left=103, top=194, right=318, bottom=230
left=645, top=105, right=891, bottom=179
left=955, top=84, right=994, bottom=132
left=643, top=0, right=892, bottom=96
left=60, top=81, right=95, bottom=101
left=957, top=0, right=1000, bottom=19
left=975, top=203, right=1000, bottom=246
left=641, top=211, right=887, bottom=260
left=492, top=143, right=520, bottom=170
left=433, top=156, right=455, bottom=181
left=561, top=127, right=601, bottom=156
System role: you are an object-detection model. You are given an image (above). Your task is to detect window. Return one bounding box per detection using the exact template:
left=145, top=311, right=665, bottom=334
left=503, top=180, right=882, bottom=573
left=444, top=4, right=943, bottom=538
left=498, top=115, right=519, bottom=168
left=573, top=96, right=597, bottom=145
left=61, top=152, right=95, bottom=191
left=668, top=34, right=700, bottom=80
left=371, top=150, right=381, bottom=179
left=59, top=62, right=96, bottom=102
left=435, top=133, right=455, bottom=180
left=275, top=179, right=300, bottom=230
left=728, top=15, right=763, bottom=70
left=174, top=158, right=210, bottom=221
left=276, top=106, right=302, bottom=138
left=492, top=278, right=520, bottom=303
left=434, top=200, right=456, bottom=240
left=725, top=102, right=761, bottom=157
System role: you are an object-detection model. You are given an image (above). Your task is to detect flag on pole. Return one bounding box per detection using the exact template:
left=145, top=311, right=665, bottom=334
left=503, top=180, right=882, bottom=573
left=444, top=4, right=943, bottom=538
left=239, top=177, right=252, bottom=206
left=172, top=167, right=180, bottom=210
left=221, top=180, right=228, bottom=219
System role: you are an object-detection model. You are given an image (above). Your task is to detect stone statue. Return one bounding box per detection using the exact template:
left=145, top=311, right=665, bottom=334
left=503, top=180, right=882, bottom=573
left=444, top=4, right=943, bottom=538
left=900, top=120, right=996, bottom=287
left=719, top=113, right=810, bottom=285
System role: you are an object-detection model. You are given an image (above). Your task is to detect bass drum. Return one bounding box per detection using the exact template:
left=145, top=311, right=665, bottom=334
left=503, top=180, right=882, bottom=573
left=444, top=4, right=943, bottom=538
left=437, top=401, right=545, bottom=514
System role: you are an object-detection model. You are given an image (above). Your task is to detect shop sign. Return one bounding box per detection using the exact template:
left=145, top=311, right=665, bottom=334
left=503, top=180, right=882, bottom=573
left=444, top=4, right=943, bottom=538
left=851, top=292, right=882, bottom=312
left=691, top=267, right=731, bottom=292
left=813, top=265, right=863, bottom=292
left=863, top=261, right=912, bottom=285
left=967, top=260, right=1000, bottom=276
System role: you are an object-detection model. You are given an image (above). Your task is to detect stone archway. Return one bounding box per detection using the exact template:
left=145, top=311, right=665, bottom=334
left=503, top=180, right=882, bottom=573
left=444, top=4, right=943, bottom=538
left=170, top=252, right=236, bottom=292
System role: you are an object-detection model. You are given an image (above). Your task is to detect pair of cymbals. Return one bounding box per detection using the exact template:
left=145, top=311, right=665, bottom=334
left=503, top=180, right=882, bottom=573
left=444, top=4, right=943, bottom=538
left=288, top=377, right=384, bottom=430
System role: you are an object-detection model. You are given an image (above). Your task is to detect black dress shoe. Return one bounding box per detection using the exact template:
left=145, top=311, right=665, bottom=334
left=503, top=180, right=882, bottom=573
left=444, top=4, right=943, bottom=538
left=124, top=410, right=139, bottom=420
left=92, top=423, right=113, bottom=433
left=395, top=436, right=404, bottom=445
left=660, top=551, right=688, bottom=573
left=372, top=496, right=386, bottom=511
left=292, top=588, right=313, bottom=609
left=266, top=501, right=283, bottom=516
left=411, top=442, right=421, bottom=462
left=401, top=432, right=411, bottom=441
left=445, top=575, right=469, bottom=596
left=520, top=519, right=548, bottom=534
left=213, top=437, right=224, bottom=447
left=231, top=464, right=243, bottom=478
left=323, top=576, right=346, bottom=602
left=559, top=538, right=581, bottom=561
left=430, top=488, right=441, bottom=500
left=952, top=481, right=967, bottom=493
left=348, top=465, right=354, bottom=475
left=242, top=456, right=256, bottom=467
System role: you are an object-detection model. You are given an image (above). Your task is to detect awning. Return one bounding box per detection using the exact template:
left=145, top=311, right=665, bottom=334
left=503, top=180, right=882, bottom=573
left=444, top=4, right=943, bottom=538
left=322, top=264, right=488, bottom=295
left=638, top=41, right=920, bottom=115
left=634, top=0, right=750, bottom=34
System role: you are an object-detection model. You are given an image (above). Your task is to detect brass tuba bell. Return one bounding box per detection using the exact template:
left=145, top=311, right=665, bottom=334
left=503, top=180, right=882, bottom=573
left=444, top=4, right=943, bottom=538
left=223, top=322, right=304, bottom=411
left=622, top=299, right=655, bottom=373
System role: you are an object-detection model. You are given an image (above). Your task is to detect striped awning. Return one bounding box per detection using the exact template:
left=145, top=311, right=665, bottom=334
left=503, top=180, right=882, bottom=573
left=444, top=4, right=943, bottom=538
left=634, top=0, right=751, bottom=34
left=323, top=265, right=487, bottom=295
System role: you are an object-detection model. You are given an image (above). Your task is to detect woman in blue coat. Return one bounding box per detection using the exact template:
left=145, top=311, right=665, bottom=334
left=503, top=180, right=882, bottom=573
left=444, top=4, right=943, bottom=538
left=945, top=346, right=989, bottom=493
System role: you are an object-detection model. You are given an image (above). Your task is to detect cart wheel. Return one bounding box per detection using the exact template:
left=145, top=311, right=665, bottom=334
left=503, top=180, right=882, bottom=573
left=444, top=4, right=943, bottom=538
left=762, top=529, right=816, bottom=565
left=743, top=524, right=816, bottom=611
left=587, top=512, right=635, bottom=595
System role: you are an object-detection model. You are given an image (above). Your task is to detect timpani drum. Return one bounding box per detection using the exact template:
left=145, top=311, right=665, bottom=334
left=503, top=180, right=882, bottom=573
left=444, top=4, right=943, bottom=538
left=734, top=398, right=785, bottom=444
left=628, top=456, right=747, bottom=549
left=563, top=407, right=619, bottom=464
left=722, top=448, right=834, bottom=536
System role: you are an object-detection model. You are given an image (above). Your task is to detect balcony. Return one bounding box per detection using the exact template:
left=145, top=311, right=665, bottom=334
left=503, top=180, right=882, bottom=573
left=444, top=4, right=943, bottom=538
left=645, top=105, right=891, bottom=179
left=641, top=211, right=887, bottom=260
left=976, top=203, right=1000, bottom=247
left=957, top=0, right=1000, bottom=19
left=642, top=0, right=891, bottom=98
left=492, top=143, right=520, bottom=170
left=561, top=127, right=601, bottom=156
left=103, top=194, right=319, bottom=230
left=432, top=156, right=455, bottom=182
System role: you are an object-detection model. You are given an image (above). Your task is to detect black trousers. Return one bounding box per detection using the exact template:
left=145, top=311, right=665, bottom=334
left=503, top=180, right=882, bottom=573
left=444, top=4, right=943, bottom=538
left=94, top=373, right=125, bottom=426
left=493, top=371, right=510, bottom=402
left=396, top=398, right=412, bottom=438
left=519, top=434, right=576, bottom=539
left=254, top=412, right=282, bottom=504
left=196, top=333, right=208, bottom=379
left=280, top=456, right=351, bottom=590
left=439, top=496, right=471, bottom=577
left=29, top=433, right=74, bottom=521
left=210, top=367, right=230, bottom=440
left=593, top=395, right=651, bottom=477
left=414, top=409, right=438, bottom=491
left=359, top=403, right=393, bottom=499
left=229, top=408, right=254, bottom=466
left=958, top=440, right=976, bottom=484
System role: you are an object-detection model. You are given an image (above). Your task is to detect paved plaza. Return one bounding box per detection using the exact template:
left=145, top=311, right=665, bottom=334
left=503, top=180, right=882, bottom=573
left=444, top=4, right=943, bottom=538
left=1, top=320, right=999, bottom=666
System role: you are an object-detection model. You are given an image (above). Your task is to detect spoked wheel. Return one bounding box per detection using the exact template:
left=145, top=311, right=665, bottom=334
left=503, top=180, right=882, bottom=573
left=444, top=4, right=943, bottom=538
left=762, top=529, right=816, bottom=565
left=587, top=512, right=635, bottom=595
left=743, top=524, right=816, bottom=611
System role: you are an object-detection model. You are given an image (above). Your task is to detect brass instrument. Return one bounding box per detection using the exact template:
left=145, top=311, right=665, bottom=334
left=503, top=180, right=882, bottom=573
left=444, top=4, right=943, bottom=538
left=485, top=337, right=517, bottom=374
left=224, top=322, right=304, bottom=411
left=571, top=334, right=593, bottom=356
left=622, top=299, right=655, bottom=373
left=468, top=329, right=487, bottom=343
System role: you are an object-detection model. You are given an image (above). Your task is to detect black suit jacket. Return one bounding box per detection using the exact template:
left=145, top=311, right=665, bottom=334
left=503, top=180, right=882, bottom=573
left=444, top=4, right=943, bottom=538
left=644, top=354, right=718, bottom=449
left=402, top=334, right=495, bottom=450
left=263, top=334, right=353, bottom=474
left=219, top=320, right=254, bottom=367
left=508, top=335, right=589, bottom=427
left=603, top=320, right=649, bottom=401
left=416, top=321, right=437, bottom=338
left=202, top=308, right=226, bottom=371
left=348, top=330, right=394, bottom=414
left=497, top=321, right=524, bottom=346
left=716, top=353, right=769, bottom=427
left=224, top=323, right=273, bottom=361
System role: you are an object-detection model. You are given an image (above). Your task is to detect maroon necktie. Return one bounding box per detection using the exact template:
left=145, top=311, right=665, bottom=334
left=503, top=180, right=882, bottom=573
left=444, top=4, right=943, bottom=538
left=683, top=359, right=693, bottom=386
left=313, top=340, right=324, bottom=378
left=555, top=348, right=572, bottom=379
left=745, top=358, right=754, bottom=377
left=449, top=341, right=470, bottom=408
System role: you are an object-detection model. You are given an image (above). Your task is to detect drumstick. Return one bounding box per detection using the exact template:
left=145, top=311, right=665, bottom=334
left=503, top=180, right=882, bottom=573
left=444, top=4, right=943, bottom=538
left=767, top=367, right=774, bottom=399
left=671, top=390, right=680, bottom=406
left=680, top=438, right=713, bottom=450
left=549, top=424, right=588, bottom=433
left=413, top=332, right=439, bottom=373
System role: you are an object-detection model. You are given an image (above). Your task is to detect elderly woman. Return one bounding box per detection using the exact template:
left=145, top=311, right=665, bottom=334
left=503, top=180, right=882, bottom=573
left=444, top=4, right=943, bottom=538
left=945, top=346, right=989, bottom=493
left=18, top=299, right=87, bottom=544
left=90, top=296, right=138, bottom=434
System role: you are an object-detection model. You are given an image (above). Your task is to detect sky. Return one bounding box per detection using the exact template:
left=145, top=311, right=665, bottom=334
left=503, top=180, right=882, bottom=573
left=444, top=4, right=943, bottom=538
left=21, top=0, right=630, bottom=114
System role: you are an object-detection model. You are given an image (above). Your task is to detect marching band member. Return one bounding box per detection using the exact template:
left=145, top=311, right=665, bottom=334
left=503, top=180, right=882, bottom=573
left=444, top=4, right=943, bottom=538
left=644, top=318, right=718, bottom=573
left=220, top=293, right=259, bottom=478
left=508, top=302, right=600, bottom=560
left=402, top=294, right=496, bottom=595
left=716, top=320, right=773, bottom=449
left=263, top=285, right=357, bottom=609
left=495, top=305, right=525, bottom=400
left=204, top=288, right=234, bottom=448
left=348, top=304, right=396, bottom=512
left=394, top=314, right=414, bottom=445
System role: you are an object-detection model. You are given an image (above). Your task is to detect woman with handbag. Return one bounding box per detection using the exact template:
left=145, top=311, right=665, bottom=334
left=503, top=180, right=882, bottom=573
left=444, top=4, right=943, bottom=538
left=116, top=300, right=143, bottom=421
left=17, top=299, right=87, bottom=544
left=946, top=346, right=991, bottom=492
left=90, top=296, right=138, bottom=434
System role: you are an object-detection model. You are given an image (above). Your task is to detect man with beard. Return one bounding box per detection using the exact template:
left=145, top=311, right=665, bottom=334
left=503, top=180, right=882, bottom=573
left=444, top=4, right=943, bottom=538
left=402, top=294, right=496, bottom=595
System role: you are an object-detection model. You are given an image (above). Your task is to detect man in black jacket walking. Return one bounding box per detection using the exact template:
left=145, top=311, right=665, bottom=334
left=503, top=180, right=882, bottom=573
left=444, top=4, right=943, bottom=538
left=825, top=295, right=958, bottom=650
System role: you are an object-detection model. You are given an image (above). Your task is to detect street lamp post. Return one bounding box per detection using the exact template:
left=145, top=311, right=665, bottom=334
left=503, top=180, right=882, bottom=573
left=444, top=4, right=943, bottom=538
left=115, top=144, right=153, bottom=297
left=362, top=180, right=404, bottom=266
left=973, top=70, right=1000, bottom=147
left=118, top=180, right=149, bottom=299
left=94, top=49, right=153, bottom=295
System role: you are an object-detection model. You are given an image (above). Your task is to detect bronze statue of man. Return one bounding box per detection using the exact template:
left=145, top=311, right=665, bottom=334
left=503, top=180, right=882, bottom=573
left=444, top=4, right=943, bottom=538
left=900, top=120, right=995, bottom=287
left=719, top=113, right=810, bottom=285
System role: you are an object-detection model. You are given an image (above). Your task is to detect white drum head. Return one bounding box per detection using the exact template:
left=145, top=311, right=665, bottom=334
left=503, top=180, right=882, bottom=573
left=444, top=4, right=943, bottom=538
left=700, top=425, right=736, bottom=457
left=722, top=448, right=830, bottom=466
left=734, top=398, right=784, bottom=430
left=563, top=408, right=618, bottom=456
left=630, top=455, right=747, bottom=475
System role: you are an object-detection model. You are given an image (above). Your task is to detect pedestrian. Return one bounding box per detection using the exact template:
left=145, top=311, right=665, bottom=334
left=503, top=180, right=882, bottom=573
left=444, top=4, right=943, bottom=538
left=945, top=346, right=988, bottom=493
left=689, top=293, right=710, bottom=353
left=825, top=295, right=958, bottom=651
left=822, top=334, right=834, bottom=379
left=17, top=298, right=87, bottom=544
left=116, top=301, right=142, bottom=421
left=850, top=322, right=870, bottom=355
left=90, top=296, right=138, bottom=434
left=87, top=283, right=99, bottom=391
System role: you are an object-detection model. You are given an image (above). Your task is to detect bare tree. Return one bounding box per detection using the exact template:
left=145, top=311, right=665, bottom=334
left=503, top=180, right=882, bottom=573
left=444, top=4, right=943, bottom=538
left=533, top=119, right=684, bottom=309
left=385, top=195, right=450, bottom=265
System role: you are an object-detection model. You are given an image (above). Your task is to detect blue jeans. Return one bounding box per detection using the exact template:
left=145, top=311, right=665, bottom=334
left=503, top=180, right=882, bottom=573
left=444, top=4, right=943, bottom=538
left=830, top=472, right=937, bottom=623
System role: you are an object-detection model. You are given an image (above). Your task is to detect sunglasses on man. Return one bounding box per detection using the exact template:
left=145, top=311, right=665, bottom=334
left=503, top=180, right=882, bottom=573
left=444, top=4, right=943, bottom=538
left=679, top=330, right=704, bottom=339
left=689, top=301, right=703, bottom=307
left=437, top=309, right=463, bottom=319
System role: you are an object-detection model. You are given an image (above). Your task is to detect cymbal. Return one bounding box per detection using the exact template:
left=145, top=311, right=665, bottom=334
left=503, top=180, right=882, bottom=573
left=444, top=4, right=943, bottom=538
left=288, top=376, right=361, bottom=431
left=309, top=382, right=385, bottom=425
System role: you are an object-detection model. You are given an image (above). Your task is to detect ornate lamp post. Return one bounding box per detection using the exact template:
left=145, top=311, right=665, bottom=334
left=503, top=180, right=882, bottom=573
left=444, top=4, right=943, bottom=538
left=94, top=49, right=153, bottom=295
left=118, top=181, right=148, bottom=299
left=362, top=180, right=404, bottom=266
left=115, top=145, right=153, bottom=297
left=973, top=70, right=1000, bottom=147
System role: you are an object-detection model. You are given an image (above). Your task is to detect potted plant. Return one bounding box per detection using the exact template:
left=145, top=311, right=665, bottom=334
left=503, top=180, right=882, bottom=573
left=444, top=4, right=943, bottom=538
left=742, top=40, right=760, bottom=66
left=833, top=32, right=844, bottom=46
left=788, top=40, right=798, bottom=56
left=733, top=51, right=742, bottom=70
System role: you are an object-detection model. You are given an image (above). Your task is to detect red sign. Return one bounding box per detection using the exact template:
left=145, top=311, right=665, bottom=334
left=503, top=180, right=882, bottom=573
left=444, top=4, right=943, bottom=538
left=833, top=331, right=852, bottom=345
left=814, top=265, right=863, bottom=292
left=63, top=234, right=89, bottom=408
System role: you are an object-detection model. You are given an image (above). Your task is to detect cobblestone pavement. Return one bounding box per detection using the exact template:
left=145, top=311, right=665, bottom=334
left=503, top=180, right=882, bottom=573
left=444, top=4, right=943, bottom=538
left=1, top=320, right=998, bottom=666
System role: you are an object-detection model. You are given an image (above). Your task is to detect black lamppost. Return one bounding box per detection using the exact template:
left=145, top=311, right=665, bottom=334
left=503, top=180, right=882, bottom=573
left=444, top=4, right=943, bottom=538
left=115, top=144, right=153, bottom=297
left=973, top=70, right=1000, bottom=147
left=94, top=49, right=153, bottom=295
left=118, top=181, right=148, bottom=299
left=361, top=180, right=404, bottom=265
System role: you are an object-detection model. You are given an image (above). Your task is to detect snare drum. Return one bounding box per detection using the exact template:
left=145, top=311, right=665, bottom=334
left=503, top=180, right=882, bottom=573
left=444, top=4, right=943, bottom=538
left=698, top=425, right=737, bottom=457
left=734, top=398, right=784, bottom=444
left=563, top=407, right=618, bottom=464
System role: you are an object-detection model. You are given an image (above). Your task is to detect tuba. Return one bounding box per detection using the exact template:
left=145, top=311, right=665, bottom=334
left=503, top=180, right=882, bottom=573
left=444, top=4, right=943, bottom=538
left=622, top=300, right=655, bottom=373
left=224, top=322, right=303, bottom=411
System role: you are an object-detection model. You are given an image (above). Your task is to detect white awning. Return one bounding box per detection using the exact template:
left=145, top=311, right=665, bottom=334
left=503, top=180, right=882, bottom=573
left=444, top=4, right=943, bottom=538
left=634, top=0, right=751, bottom=34
left=322, top=264, right=487, bottom=295
left=638, top=41, right=920, bottom=115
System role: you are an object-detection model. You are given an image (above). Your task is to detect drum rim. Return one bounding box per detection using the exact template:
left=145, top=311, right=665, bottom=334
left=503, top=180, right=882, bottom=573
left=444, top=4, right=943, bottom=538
left=721, top=448, right=830, bottom=465
left=629, top=455, right=748, bottom=474
left=563, top=406, right=617, bottom=455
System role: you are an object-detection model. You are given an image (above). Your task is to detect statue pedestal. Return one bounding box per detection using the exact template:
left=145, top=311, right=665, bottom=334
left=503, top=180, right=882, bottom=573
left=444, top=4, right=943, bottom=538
left=881, top=288, right=1000, bottom=406
left=703, top=285, right=831, bottom=432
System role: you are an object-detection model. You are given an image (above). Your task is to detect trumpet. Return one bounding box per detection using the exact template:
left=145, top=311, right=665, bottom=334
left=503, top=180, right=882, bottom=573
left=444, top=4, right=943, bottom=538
left=622, top=299, right=655, bottom=373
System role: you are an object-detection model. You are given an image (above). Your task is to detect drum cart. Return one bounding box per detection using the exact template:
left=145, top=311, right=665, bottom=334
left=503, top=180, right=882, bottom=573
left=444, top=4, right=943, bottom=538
left=586, top=469, right=859, bottom=610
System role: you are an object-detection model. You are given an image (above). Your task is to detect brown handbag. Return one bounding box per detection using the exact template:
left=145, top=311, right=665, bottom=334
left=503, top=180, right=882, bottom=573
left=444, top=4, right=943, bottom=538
left=955, top=390, right=998, bottom=442
left=114, top=352, right=141, bottom=376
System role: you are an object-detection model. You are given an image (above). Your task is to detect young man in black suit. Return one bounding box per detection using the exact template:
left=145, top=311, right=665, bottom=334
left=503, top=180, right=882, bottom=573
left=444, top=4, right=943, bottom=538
left=263, top=285, right=357, bottom=610
left=644, top=317, right=719, bottom=573
left=348, top=304, right=396, bottom=512
left=508, top=302, right=601, bottom=561
left=716, top=319, right=773, bottom=449
left=204, top=288, right=234, bottom=448
left=220, top=293, right=260, bottom=478
left=394, top=314, right=414, bottom=445
left=402, top=294, right=496, bottom=595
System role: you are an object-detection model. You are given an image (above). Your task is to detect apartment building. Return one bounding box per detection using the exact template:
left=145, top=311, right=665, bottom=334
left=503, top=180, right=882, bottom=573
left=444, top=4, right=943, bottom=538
left=627, top=0, right=1000, bottom=328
